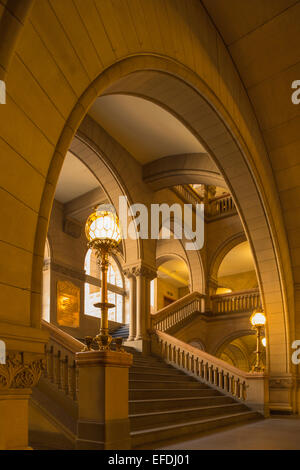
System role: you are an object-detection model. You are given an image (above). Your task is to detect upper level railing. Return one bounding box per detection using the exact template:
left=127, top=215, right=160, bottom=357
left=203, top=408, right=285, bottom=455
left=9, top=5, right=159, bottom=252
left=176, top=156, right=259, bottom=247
left=172, top=184, right=202, bottom=206
left=207, top=194, right=236, bottom=218
left=42, top=320, right=83, bottom=401
left=151, top=330, right=266, bottom=413
left=211, top=288, right=261, bottom=315
left=172, top=185, right=236, bottom=220
left=151, top=291, right=205, bottom=332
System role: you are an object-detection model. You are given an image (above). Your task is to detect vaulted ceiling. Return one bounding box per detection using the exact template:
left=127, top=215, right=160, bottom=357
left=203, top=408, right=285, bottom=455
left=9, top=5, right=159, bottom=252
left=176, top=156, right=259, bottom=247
left=202, top=0, right=300, bottom=238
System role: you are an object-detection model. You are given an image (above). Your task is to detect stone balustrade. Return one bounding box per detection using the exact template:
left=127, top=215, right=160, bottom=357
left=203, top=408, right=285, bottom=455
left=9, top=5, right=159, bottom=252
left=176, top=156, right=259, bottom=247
left=151, top=291, right=205, bottom=332
left=151, top=330, right=268, bottom=415
left=211, top=288, right=261, bottom=314
left=42, top=320, right=82, bottom=401
left=208, top=194, right=236, bottom=218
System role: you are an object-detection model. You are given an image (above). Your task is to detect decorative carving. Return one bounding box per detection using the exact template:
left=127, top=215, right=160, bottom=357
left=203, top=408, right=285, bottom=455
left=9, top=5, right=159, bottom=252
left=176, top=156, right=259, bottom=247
left=63, top=217, right=82, bottom=239
left=269, top=378, right=295, bottom=389
left=124, top=264, right=156, bottom=280
left=0, top=354, right=44, bottom=390
left=57, top=280, right=80, bottom=328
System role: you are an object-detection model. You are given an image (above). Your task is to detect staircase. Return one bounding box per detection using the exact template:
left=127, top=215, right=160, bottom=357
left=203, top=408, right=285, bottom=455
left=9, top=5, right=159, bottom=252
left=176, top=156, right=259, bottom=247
left=128, top=347, right=260, bottom=448
left=30, top=321, right=263, bottom=449
left=111, top=324, right=129, bottom=339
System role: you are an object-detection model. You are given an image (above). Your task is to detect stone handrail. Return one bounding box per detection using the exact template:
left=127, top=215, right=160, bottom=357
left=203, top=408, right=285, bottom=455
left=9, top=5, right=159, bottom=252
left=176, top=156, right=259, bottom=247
left=173, top=184, right=203, bottom=206
left=211, top=288, right=261, bottom=314
left=151, top=291, right=205, bottom=332
left=151, top=330, right=267, bottom=414
left=41, top=320, right=83, bottom=401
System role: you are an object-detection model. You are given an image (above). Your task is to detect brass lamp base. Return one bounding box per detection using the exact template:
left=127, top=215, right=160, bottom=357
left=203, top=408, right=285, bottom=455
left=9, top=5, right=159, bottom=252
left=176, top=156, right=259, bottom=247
left=95, top=332, right=113, bottom=350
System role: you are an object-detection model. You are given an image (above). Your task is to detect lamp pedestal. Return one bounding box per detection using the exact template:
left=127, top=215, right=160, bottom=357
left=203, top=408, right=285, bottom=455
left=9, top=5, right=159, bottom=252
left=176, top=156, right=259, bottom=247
left=75, top=350, right=133, bottom=449
left=252, top=325, right=264, bottom=372
left=93, top=246, right=115, bottom=350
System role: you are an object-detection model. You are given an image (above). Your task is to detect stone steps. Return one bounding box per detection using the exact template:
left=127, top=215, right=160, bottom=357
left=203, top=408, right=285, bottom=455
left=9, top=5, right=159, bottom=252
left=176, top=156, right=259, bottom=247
left=131, top=411, right=260, bottom=448
left=129, top=387, right=214, bottom=400
left=130, top=403, right=247, bottom=431
left=129, top=395, right=236, bottom=413
left=127, top=349, right=262, bottom=448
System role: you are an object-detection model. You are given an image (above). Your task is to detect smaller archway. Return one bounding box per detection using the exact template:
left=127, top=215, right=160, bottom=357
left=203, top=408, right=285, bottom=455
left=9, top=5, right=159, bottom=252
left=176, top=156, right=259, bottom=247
left=151, top=254, right=190, bottom=313
left=216, top=241, right=258, bottom=294
left=216, top=332, right=266, bottom=372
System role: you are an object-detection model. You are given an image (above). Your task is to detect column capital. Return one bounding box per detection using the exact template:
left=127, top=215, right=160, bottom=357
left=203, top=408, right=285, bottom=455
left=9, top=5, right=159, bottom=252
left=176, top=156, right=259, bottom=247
left=123, top=262, right=156, bottom=280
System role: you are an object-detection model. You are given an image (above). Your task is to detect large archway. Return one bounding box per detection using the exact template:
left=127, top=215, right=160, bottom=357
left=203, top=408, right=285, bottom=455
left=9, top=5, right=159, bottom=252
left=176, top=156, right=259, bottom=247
left=31, top=61, right=290, bottom=381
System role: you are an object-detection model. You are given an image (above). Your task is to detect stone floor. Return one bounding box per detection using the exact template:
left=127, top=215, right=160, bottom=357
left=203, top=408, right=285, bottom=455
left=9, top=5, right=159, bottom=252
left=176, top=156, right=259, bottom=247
left=153, top=417, right=300, bottom=450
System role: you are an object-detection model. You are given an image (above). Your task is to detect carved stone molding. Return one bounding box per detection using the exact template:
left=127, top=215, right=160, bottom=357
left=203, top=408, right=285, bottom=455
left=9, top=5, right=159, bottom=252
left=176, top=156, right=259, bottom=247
left=63, top=217, right=82, bottom=239
left=269, top=378, right=295, bottom=390
left=0, top=353, right=44, bottom=390
left=124, top=263, right=156, bottom=280
left=50, top=261, right=86, bottom=282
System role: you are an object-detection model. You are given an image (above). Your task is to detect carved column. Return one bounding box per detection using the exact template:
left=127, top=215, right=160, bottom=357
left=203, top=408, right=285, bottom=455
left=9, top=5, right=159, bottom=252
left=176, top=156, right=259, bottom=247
left=123, top=269, right=136, bottom=341
left=133, top=265, right=156, bottom=343
left=0, top=353, right=44, bottom=450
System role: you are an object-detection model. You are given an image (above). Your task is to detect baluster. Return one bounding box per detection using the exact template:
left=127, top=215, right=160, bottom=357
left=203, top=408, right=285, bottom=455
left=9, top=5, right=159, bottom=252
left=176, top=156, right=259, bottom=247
left=68, top=361, right=77, bottom=400
left=200, top=360, right=204, bottom=378
left=176, top=348, right=180, bottom=367
left=47, top=346, right=54, bottom=382
left=208, top=365, right=213, bottom=384
left=214, top=367, right=219, bottom=386
left=204, top=362, right=208, bottom=381
left=54, top=350, right=61, bottom=388
left=236, top=378, right=240, bottom=398
left=230, top=376, right=235, bottom=395
left=61, top=355, right=69, bottom=394
left=241, top=381, right=247, bottom=400
left=224, top=373, right=229, bottom=392
left=195, top=357, right=199, bottom=376
left=218, top=370, right=224, bottom=390
left=191, top=355, right=195, bottom=374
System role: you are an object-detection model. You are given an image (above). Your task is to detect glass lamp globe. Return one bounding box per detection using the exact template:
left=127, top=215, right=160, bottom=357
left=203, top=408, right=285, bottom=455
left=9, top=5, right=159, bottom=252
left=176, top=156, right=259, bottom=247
left=85, top=208, right=121, bottom=248
left=250, top=310, right=266, bottom=327
left=262, top=337, right=267, bottom=347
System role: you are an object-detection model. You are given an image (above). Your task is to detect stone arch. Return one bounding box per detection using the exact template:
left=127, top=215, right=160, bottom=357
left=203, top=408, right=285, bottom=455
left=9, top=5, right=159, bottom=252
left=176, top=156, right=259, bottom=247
left=209, top=232, right=247, bottom=290
left=213, top=329, right=256, bottom=357
left=188, top=338, right=206, bottom=351
left=29, top=58, right=291, bottom=379
left=155, top=216, right=205, bottom=294
left=69, top=133, right=142, bottom=265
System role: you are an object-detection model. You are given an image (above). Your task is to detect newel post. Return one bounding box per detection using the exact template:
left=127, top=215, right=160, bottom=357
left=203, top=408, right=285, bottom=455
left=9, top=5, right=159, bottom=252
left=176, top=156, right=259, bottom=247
left=75, top=350, right=133, bottom=450
left=245, top=373, right=269, bottom=416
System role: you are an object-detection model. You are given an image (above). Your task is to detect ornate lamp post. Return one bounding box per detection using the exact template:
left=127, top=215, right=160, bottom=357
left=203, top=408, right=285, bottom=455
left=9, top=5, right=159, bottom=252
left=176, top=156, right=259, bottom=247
left=85, top=206, right=121, bottom=350
left=250, top=309, right=266, bottom=372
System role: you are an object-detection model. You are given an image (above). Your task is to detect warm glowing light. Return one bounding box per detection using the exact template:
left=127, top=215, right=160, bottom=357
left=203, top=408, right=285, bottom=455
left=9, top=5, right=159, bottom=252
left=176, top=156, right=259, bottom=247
left=85, top=208, right=121, bottom=244
left=250, top=310, right=266, bottom=327
left=262, top=337, right=267, bottom=347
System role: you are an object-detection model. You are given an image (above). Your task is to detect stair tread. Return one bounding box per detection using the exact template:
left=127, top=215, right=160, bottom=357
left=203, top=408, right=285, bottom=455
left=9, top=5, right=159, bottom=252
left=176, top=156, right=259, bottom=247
left=130, top=396, right=229, bottom=404
left=130, top=411, right=258, bottom=436
left=129, top=380, right=202, bottom=384
left=130, top=402, right=243, bottom=418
